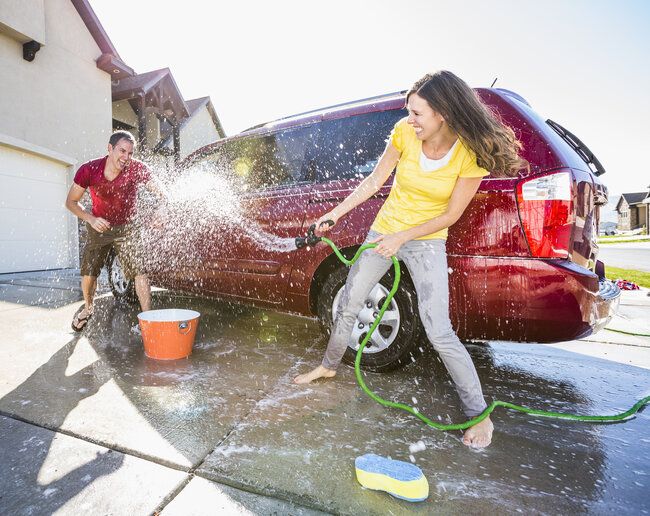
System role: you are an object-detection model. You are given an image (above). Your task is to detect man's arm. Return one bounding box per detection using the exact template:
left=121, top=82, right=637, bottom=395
left=144, top=175, right=165, bottom=201
left=65, top=183, right=110, bottom=232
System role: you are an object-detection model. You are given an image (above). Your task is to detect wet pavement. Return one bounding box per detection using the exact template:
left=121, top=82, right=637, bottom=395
left=1, top=270, right=649, bottom=515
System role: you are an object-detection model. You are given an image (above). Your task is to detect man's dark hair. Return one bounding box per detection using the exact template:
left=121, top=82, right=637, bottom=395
left=109, top=130, right=136, bottom=148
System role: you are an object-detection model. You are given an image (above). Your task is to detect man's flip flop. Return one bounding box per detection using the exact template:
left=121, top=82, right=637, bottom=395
left=71, top=312, right=92, bottom=332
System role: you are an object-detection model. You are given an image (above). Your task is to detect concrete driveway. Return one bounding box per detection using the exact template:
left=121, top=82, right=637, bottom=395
left=1, top=270, right=649, bottom=515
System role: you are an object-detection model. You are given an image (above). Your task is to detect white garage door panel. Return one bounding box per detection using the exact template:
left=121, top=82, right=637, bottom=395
left=0, top=173, right=68, bottom=212
left=0, top=145, right=73, bottom=273
left=0, top=148, right=65, bottom=183
left=0, top=206, right=69, bottom=240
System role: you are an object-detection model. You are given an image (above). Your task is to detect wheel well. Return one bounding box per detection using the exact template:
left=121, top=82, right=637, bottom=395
left=308, top=245, right=416, bottom=315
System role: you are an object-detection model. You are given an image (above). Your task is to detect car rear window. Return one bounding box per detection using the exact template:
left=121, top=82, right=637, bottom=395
left=312, top=109, right=406, bottom=182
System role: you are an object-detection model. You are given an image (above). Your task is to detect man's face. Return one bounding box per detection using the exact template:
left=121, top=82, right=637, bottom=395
left=107, top=138, right=135, bottom=171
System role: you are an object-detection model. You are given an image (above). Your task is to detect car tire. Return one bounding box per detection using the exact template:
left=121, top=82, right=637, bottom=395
left=316, top=265, right=423, bottom=372
left=106, top=248, right=138, bottom=304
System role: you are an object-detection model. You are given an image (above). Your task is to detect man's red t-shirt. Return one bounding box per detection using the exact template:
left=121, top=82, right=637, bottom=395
left=74, top=156, right=150, bottom=225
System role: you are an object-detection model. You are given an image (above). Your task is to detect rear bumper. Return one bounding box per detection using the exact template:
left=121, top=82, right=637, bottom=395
left=592, top=278, right=620, bottom=334
left=448, top=256, right=621, bottom=343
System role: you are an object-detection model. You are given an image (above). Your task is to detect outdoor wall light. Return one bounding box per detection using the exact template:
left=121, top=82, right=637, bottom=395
left=23, top=40, right=41, bottom=62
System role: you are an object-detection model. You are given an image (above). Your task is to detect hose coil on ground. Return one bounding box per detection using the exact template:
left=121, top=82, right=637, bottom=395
left=320, top=236, right=650, bottom=430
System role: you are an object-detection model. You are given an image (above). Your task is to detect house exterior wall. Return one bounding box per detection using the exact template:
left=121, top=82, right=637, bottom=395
left=618, top=199, right=631, bottom=231
left=617, top=199, right=647, bottom=232
left=146, top=112, right=160, bottom=152
left=0, top=0, right=46, bottom=44
left=0, top=0, right=113, bottom=270
left=0, top=0, right=111, bottom=160
left=180, top=106, right=222, bottom=159
left=638, top=204, right=647, bottom=233
left=112, top=100, right=138, bottom=129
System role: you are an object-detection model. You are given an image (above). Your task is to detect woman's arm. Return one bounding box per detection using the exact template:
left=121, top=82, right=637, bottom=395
left=371, top=175, right=484, bottom=257
left=315, top=141, right=401, bottom=233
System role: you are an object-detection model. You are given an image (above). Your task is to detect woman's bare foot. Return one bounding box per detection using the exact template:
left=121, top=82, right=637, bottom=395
left=294, top=365, right=336, bottom=384
left=463, top=416, right=493, bottom=449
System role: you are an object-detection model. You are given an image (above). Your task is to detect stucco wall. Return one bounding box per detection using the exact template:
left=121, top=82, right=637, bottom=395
left=112, top=100, right=138, bottom=129
left=0, top=0, right=46, bottom=43
left=146, top=112, right=160, bottom=151
left=180, top=106, right=222, bottom=159
left=0, top=0, right=111, bottom=167
left=0, top=0, right=113, bottom=269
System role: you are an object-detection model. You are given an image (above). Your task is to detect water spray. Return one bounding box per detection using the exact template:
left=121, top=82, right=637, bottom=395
left=296, top=222, right=650, bottom=430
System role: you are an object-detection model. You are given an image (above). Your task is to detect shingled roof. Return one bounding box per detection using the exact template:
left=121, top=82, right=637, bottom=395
left=622, top=192, right=649, bottom=205
left=616, top=191, right=649, bottom=212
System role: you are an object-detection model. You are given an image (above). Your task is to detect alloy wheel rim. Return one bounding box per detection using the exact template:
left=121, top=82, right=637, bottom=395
left=331, top=283, right=401, bottom=354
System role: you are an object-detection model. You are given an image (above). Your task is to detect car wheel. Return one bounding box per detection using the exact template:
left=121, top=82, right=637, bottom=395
left=316, top=265, right=423, bottom=372
left=106, top=248, right=137, bottom=303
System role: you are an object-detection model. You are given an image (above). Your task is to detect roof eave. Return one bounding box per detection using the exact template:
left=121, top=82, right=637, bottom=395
left=97, top=53, right=134, bottom=81
left=71, top=0, right=136, bottom=79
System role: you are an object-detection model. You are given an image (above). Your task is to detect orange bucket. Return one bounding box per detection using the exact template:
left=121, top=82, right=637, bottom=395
left=137, top=309, right=200, bottom=360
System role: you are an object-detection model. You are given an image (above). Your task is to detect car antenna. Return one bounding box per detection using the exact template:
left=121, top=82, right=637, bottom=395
left=490, top=77, right=498, bottom=88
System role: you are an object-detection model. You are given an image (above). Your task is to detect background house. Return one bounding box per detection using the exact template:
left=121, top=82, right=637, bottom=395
left=616, top=189, right=649, bottom=233
left=111, top=69, right=224, bottom=166
left=0, top=0, right=224, bottom=274
left=157, top=97, right=224, bottom=161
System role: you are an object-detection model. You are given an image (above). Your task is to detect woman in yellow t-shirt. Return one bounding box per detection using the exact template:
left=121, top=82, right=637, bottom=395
left=295, top=71, right=527, bottom=449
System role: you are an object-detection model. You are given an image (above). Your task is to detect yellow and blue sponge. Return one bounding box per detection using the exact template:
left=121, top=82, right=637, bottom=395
left=355, top=453, right=429, bottom=502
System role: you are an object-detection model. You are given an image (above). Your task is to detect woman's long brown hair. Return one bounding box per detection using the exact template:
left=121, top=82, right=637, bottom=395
left=407, top=71, right=529, bottom=177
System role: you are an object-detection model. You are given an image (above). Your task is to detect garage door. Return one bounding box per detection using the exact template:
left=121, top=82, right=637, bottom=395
left=0, top=145, right=74, bottom=273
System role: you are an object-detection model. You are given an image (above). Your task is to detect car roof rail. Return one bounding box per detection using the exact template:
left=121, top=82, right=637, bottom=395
left=493, top=88, right=531, bottom=107
left=242, top=90, right=407, bottom=132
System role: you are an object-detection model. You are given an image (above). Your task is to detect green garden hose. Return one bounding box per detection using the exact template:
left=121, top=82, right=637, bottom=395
left=605, top=327, right=650, bottom=338
left=320, top=236, right=650, bottom=430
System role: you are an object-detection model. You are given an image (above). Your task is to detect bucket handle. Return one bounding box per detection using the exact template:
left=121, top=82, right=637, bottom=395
left=178, top=321, right=192, bottom=335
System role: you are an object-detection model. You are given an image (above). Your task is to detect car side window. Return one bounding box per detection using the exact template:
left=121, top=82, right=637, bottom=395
left=193, top=125, right=315, bottom=191
left=312, top=109, right=407, bottom=182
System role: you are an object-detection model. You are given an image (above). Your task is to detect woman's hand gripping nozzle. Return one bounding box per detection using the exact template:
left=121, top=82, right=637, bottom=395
left=295, top=220, right=335, bottom=249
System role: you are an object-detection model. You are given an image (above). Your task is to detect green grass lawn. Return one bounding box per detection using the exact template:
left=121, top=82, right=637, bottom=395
left=605, top=266, right=650, bottom=288
left=599, top=238, right=650, bottom=244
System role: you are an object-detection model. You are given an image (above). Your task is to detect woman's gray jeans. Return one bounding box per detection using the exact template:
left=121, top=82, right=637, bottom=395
left=322, top=230, right=487, bottom=418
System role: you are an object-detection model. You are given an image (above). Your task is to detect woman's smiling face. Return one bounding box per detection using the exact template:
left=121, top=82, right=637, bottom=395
left=406, top=93, right=445, bottom=141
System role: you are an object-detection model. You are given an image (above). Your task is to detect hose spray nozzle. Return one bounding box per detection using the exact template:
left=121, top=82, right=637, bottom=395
left=295, top=220, right=334, bottom=249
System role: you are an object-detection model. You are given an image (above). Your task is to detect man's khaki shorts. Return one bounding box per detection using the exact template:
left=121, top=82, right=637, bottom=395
left=81, top=223, right=146, bottom=280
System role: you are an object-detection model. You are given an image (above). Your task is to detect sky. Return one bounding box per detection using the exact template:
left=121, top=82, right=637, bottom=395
left=88, top=0, right=650, bottom=197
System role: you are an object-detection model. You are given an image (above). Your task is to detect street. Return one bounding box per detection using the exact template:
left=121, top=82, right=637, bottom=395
left=598, top=241, right=650, bottom=273
left=0, top=270, right=649, bottom=515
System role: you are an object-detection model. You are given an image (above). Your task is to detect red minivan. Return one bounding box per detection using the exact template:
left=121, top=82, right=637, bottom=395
left=108, top=88, right=620, bottom=371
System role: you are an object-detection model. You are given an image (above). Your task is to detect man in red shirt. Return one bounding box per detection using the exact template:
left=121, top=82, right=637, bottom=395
left=66, top=131, right=157, bottom=331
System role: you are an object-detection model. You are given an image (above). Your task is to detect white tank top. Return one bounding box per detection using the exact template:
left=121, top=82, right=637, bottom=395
left=419, top=139, right=458, bottom=172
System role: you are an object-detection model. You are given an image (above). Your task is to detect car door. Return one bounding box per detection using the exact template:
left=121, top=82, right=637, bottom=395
left=192, top=124, right=318, bottom=305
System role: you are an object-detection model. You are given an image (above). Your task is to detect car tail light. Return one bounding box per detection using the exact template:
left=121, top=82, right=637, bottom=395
left=516, top=170, right=574, bottom=258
